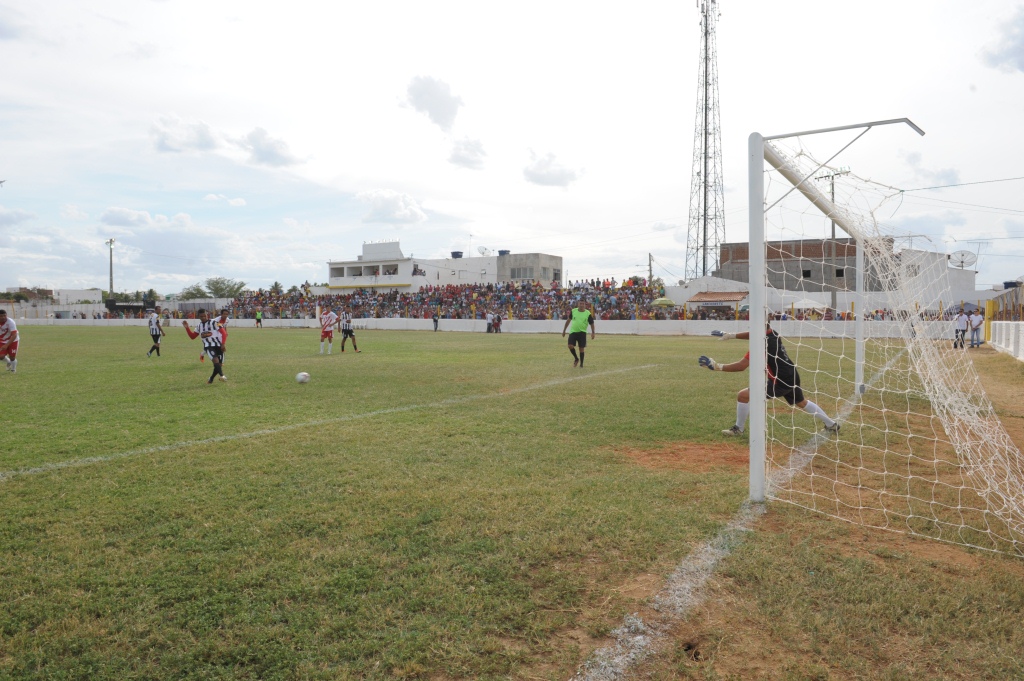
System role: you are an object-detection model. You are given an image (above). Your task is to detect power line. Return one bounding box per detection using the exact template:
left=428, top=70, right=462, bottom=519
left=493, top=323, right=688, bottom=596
left=901, top=176, right=1024, bottom=192
left=900, top=194, right=1024, bottom=216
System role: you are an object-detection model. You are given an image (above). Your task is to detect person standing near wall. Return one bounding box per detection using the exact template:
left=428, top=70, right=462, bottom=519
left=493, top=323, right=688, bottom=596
left=969, top=308, right=984, bottom=348
left=954, top=309, right=969, bottom=349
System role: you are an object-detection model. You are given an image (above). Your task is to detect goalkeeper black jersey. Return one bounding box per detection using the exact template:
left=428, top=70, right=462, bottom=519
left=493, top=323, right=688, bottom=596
left=766, top=328, right=796, bottom=386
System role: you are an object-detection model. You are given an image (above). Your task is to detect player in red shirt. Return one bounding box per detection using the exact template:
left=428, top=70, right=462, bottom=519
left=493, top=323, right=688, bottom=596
left=0, top=309, right=20, bottom=373
left=320, top=307, right=340, bottom=354
left=217, top=309, right=230, bottom=376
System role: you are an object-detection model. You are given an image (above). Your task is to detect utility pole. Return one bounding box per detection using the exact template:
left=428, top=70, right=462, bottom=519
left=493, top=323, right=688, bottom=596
left=814, top=167, right=849, bottom=312
left=649, top=253, right=654, bottom=285
left=684, top=0, right=726, bottom=281
left=105, top=238, right=115, bottom=296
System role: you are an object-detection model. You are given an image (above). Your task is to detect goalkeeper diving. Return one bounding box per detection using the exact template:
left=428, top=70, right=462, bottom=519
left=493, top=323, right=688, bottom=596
left=699, top=323, right=840, bottom=437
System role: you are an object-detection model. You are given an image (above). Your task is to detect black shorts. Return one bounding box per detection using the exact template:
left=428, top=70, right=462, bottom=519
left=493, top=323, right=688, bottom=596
left=151, top=333, right=162, bottom=344
left=767, top=371, right=803, bottom=406
left=342, top=329, right=355, bottom=339
left=204, top=347, right=224, bottom=363
left=568, top=331, right=587, bottom=348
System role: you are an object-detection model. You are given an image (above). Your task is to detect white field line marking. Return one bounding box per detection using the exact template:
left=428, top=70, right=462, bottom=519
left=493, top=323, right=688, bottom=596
left=570, top=359, right=894, bottom=681
left=0, top=364, right=659, bottom=483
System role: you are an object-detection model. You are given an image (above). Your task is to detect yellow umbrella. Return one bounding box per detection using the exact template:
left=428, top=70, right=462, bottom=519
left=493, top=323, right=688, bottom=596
left=651, top=297, right=676, bottom=308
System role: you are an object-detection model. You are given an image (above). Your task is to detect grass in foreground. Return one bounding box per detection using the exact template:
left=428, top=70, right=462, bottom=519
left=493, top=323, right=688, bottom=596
left=0, top=326, right=748, bottom=680
left=7, top=328, right=1022, bottom=680
left=637, top=345, right=1024, bottom=681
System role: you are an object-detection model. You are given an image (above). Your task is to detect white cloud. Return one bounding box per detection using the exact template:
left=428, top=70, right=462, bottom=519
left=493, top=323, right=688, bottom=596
left=100, top=208, right=194, bottom=231
left=893, top=211, right=968, bottom=237
left=357, top=189, right=427, bottom=224
left=0, top=205, right=34, bottom=227
left=984, top=6, right=1024, bottom=73
left=204, top=194, right=247, bottom=206
left=100, top=207, right=153, bottom=227
left=61, top=204, right=89, bottom=220
left=523, top=151, right=580, bottom=187
left=237, top=127, right=300, bottom=167
left=902, top=152, right=960, bottom=187
left=652, top=221, right=678, bottom=232
left=449, top=138, right=486, bottom=170
left=151, top=115, right=219, bottom=153
left=406, top=76, right=462, bottom=131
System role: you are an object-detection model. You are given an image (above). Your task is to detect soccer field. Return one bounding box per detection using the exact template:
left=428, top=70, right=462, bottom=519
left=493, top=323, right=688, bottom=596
left=3, top=326, right=1024, bottom=680
left=1, top=326, right=751, bottom=679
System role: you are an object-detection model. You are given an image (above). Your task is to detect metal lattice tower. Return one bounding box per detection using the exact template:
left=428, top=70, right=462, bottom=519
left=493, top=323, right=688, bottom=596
left=684, top=0, right=726, bottom=280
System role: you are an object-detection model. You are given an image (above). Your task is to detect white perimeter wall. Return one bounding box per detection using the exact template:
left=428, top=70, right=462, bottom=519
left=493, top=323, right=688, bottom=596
left=991, top=322, right=1024, bottom=362
left=15, top=317, right=958, bottom=340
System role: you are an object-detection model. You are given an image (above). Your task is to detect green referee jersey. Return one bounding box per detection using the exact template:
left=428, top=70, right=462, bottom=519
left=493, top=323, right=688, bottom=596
left=569, top=308, right=593, bottom=333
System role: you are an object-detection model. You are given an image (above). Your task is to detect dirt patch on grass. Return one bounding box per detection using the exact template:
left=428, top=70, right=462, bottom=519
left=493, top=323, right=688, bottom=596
left=616, top=442, right=748, bottom=473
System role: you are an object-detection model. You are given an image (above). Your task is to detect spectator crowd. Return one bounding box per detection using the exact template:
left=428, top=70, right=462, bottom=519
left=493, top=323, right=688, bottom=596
left=225, top=278, right=676, bottom=321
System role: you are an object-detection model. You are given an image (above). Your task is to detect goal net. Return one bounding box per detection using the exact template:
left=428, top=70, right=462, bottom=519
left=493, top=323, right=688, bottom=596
left=754, top=138, right=1024, bottom=556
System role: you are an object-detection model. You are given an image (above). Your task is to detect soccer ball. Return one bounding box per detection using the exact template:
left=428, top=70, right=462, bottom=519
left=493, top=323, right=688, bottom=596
left=295, top=371, right=310, bottom=384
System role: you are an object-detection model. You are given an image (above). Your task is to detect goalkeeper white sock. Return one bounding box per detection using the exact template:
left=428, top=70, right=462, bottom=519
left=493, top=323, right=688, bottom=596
left=803, top=400, right=835, bottom=428
left=735, top=401, right=750, bottom=431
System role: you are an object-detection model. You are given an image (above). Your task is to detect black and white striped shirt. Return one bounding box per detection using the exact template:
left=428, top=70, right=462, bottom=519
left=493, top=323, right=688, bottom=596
left=197, top=319, right=223, bottom=349
left=341, top=312, right=353, bottom=331
left=148, top=313, right=161, bottom=335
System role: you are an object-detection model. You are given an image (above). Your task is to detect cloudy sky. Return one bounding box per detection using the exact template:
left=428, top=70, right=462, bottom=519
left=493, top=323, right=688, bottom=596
left=2, top=0, right=1024, bottom=295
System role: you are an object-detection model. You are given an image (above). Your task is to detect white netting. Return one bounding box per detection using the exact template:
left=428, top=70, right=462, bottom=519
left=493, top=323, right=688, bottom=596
left=759, top=139, right=1024, bottom=556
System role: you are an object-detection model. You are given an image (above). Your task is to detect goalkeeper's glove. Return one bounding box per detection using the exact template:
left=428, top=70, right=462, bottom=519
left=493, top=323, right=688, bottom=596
left=698, top=355, right=721, bottom=371
left=719, top=332, right=735, bottom=341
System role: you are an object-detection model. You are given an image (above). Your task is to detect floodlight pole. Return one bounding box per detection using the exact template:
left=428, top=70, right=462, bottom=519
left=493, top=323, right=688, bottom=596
left=105, top=238, right=116, bottom=296
left=748, top=117, right=924, bottom=503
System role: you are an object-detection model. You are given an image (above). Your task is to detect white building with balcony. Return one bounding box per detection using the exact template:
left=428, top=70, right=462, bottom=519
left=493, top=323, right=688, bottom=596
left=327, top=240, right=563, bottom=292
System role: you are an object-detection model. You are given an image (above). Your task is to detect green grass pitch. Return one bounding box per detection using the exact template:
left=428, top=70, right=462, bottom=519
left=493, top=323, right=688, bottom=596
left=0, top=326, right=751, bottom=679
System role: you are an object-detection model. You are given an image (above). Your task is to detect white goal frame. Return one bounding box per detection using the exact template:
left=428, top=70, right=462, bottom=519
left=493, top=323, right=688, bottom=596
left=746, top=119, right=925, bottom=502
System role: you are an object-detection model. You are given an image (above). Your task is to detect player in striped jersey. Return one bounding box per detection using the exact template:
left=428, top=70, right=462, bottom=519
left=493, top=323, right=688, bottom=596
left=0, top=309, right=20, bottom=373
left=182, top=309, right=227, bottom=384
left=319, top=307, right=340, bottom=354
left=146, top=307, right=165, bottom=357
left=340, top=306, right=360, bottom=353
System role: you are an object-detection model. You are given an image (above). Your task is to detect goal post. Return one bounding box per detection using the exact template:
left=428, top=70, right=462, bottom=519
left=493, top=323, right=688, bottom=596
left=747, top=121, right=1024, bottom=556
left=747, top=132, right=767, bottom=502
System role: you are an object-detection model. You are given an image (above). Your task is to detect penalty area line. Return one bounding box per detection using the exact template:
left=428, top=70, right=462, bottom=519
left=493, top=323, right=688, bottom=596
left=0, top=364, right=659, bottom=483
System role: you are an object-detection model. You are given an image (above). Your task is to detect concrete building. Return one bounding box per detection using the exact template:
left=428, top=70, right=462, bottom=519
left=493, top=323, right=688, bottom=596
left=716, top=238, right=865, bottom=293
left=327, top=240, right=563, bottom=291
left=714, top=238, right=987, bottom=307
left=4, top=287, right=104, bottom=304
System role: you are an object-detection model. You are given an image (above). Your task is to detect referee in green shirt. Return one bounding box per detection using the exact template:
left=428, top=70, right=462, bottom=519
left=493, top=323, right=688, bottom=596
left=561, top=298, right=596, bottom=367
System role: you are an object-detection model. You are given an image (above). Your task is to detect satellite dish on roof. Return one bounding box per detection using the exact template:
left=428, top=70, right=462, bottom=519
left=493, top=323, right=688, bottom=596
left=477, top=246, right=492, bottom=256
left=949, top=250, right=977, bottom=269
